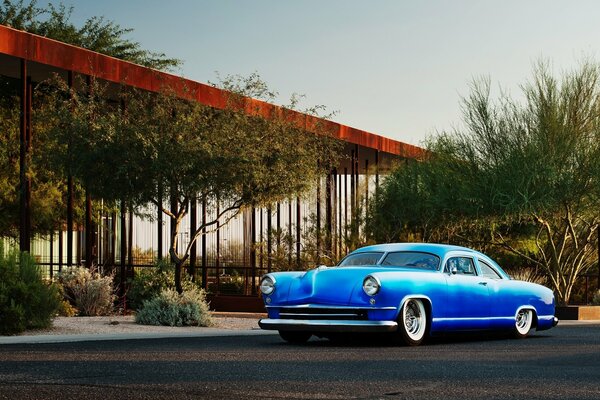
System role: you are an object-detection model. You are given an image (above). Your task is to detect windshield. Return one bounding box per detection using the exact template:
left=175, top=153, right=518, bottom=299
left=338, top=252, right=384, bottom=267
left=380, top=251, right=440, bottom=270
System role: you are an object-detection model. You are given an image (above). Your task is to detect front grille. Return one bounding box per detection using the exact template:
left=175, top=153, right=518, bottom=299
left=279, top=307, right=368, bottom=321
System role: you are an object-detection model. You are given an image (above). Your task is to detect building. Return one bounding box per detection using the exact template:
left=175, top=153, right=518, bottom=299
left=0, top=24, right=423, bottom=310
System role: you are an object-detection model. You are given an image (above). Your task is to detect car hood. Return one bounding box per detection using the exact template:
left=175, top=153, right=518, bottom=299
left=283, top=266, right=420, bottom=305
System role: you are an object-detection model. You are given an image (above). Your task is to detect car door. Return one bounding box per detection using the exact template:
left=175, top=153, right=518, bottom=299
left=442, top=254, right=490, bottom=331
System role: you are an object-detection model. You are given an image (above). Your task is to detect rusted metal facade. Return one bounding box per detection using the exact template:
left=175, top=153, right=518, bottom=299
left=0, top=24, right=424, bottom=310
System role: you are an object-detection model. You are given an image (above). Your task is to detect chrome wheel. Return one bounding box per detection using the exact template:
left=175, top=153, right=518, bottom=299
left=399, top=298, right=427, bottom=345
left=514, top=309, right=533, bottom=338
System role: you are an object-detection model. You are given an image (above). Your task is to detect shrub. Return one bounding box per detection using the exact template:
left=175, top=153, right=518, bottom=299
left=57, top=267, right=116, bottom=316
left=592, top=290, right=600, bottom=306
left=135, top=287, right=213, bottom=327
left=128, top=259, right=197, bottom=310
left=0, top=249, right=61, bottom=335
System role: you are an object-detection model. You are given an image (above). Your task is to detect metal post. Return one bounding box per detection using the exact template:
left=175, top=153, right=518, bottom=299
left=350, top=150, right=355, bottom=221
left=338, top=172, right=342, bottom=257
left=66, top=71, right=74, bottom=267
left=316, top=175, right=321, bottom=260
left=157, top=183, right=163, bottom=259
left=58, top=227, right=63, bottom=272
left=189, top=196, right=196, bottom=278
left=365, top=159, right=369, bottom=214
left=267, top=205, right=272, bottom=273
left=120, top=199, right=126, bottom=296
left=296, top=197, right=301, bottom=268
left=85, top=193, right=93, bottom=268
left=251, top=207, right=257, bottom=295
left=288, top=201, right=292, bottom=268
left=325, top=171, right=332, bottom=256
left=19, top=59, right=30, bottom=253
left=344, top=167, right=348, bottom=252
left=49, top=231, right=54, bottom=279
left=332, top=168, right=338, bottom=260
left=202, top=196, right=208, bottom=289
left=215, top=200, right=220, bottom=294
left=128, top=209, right=133, bottom=271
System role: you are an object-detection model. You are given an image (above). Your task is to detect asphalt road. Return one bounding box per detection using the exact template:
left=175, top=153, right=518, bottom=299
left=0, top=324, right=599, bottom=400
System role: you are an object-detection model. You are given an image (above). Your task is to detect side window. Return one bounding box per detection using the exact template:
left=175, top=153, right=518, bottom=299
left=478, top=259, right=502, bottom=279
left=445, top=257, right=476, bottom=275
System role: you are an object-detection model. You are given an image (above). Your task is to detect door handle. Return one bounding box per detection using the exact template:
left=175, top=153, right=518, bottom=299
left=478, top=281, right=488, bottom=286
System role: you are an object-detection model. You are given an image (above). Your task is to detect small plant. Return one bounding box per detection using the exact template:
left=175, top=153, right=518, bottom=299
left=135, top=287, right=213, bottom=327
left=592, top=290, right=600, bottom=306
left=0, top=249, right=61, bottom=335
left=128, top=259, right=197, bottom=310
left=57, top=267, right=116, bottom=316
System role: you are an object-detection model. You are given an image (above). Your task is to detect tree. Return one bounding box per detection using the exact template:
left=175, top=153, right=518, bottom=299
left=0, top=0, right=180, bottom=70
left=39, top=74, right=340, bottom=292
left=369, top=61, right=600, bottom=304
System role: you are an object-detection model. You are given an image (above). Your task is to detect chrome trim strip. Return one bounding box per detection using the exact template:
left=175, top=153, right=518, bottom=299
left=279, top=313, right=363, bottom=318
left=258, top=319, right=398, bottom=333
left=266, top=304, right=397, bottom=310
left=433, top=314, right=557, bottom=323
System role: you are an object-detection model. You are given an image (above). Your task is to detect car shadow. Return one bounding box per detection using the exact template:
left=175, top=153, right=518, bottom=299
left=274, top=331, right=552, bottom=348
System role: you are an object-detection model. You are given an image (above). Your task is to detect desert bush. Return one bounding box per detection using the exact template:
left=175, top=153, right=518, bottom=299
left=57, top=267, right=116, bottom=316
left=0, top=249, right=61, bottom=335
left=592, top=290, right=600, bottom=306
left=135, top=287, right=213, bottom=327
left=128, top=259, right=197, bottom=310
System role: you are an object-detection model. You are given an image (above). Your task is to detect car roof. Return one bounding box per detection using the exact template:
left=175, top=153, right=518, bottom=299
left=350, top=243, right=480, bottom=259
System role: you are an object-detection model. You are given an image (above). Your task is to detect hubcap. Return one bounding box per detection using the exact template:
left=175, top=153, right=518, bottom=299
left=403, top=300, right=425, bottom=340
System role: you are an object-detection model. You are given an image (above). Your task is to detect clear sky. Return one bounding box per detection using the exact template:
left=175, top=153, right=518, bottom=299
left=52, top=0, right=600, bottom=146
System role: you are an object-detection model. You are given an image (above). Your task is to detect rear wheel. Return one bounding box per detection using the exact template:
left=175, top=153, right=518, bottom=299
left=278, top=331, right=312, bottom=344
left=398, top=298, right=427, bottom=346
left=513, top=309, right=534, bottom=338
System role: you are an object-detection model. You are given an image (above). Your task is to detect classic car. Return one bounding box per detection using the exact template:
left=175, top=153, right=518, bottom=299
left=258, top=243, right=558, bottom=345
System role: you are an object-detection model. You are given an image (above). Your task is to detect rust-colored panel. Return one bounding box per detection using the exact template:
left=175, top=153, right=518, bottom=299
left=0, top=24, right=424, bottom=157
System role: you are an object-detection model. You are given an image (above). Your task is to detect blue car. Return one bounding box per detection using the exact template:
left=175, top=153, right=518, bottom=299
left=258, top=243, right=558, bottom=345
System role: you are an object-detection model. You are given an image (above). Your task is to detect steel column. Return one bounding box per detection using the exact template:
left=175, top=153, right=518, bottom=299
left=296, top=197, right=301, bottom=268
left=120, top=199, right=126, bottom=296
left=157, top=183, right=163, bottom=259
left=316, top=175, right=321, bottom=260
left=85, top=193, right=93, bottom=268
left=267, top=205, right=272, bottom=273
left=325, top=171, right=332, bottom=255
left=66, top=71, right=74, bottom=267
left=201, top=196, right=208, bottom=289
left=19, top=59, right=31, bottom=253
left=189, top=197, right=196, bottom=278
left=251, top=207, right=257, bottom=295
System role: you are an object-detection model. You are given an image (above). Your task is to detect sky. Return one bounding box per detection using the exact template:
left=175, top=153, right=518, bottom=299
left=51, top=0, right=600, bottom=146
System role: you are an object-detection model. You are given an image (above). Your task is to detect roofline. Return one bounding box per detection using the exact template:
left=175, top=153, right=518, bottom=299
left=0, top=24, right=424, bottom=158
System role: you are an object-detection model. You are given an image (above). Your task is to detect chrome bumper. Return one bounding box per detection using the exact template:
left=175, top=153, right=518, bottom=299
left=258, top=318, right=398, bottom=333
left=553, top=316, right=559, bottom=327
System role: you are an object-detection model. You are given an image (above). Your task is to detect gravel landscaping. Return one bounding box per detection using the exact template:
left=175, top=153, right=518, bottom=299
left=17, top=313, right=264, bottom=336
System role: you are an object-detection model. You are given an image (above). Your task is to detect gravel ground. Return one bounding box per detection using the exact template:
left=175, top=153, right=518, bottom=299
left=18, top=313, right=264, bottom=336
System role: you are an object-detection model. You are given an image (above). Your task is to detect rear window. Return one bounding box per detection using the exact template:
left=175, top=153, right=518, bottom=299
left=338, top=252, right=384, bottom=267
left=380, top=252, right=440, bottom=270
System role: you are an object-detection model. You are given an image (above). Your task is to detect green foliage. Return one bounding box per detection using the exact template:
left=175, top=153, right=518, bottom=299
left=135, top=287, right=213, bottom=327
left=57, top=267, right=116, bottom=316
left=369, top=60, right=600, bottom=304
left=0, top=248, right=61, bottom=335
left=128, top=259, right=197, bottom=310
left=38, top=72, right=341, bottom=291
left=592, top=290, right=600, bottom=306
left=0, top=0, right=181, bottom=70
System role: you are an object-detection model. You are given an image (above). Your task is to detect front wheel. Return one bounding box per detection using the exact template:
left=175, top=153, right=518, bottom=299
left=278, top=331, right=312, bottom=344
left=513, top=309, right=534, bottom=338
left=397, top=298, right=428, bottom=346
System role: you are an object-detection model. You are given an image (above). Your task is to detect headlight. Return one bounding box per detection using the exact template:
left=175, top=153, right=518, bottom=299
left=363, top=275, right=381, bottom=296
left=260, top=275, right=276, bottom=295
